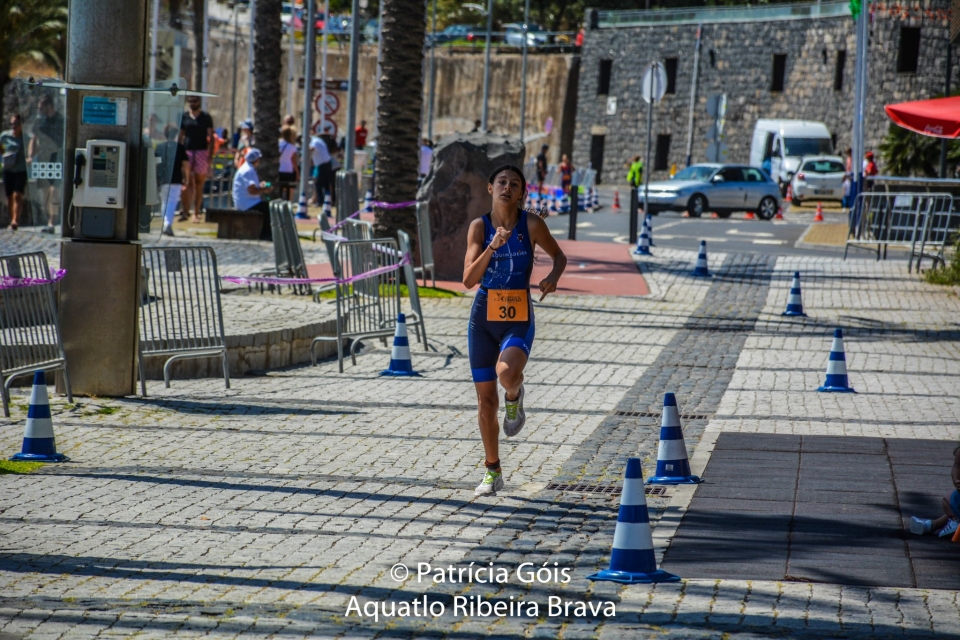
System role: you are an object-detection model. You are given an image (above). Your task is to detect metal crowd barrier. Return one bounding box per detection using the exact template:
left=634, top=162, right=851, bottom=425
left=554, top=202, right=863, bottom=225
left=0, top=251, right=72, bottom=417
left=845, top=193, right=957, bottom=272
left=415, top=202, right=435, bottom=287
left=203, top=164, right=234, bottom=211
left=139, top=246, right=230, bottom=395
left=268, top=200, right=311, bottom=295
left=397, top=230, right=429, bottom=348
left=311, top=238, right=404, bottom=372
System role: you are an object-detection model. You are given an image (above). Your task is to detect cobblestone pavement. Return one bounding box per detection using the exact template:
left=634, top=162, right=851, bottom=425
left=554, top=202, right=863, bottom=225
left=1, top=244, right=959, bottom=638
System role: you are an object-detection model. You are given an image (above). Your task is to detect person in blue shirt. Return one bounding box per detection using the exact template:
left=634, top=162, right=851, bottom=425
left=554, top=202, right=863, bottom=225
left=231, top=147, right=269, bottom=215
left=462, top=165, right=567, bottom=496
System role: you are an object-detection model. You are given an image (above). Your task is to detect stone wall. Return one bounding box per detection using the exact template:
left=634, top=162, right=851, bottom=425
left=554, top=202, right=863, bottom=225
left=575, top=0, right=957, bottom=185
left=205, top=39, right=577, bottom=163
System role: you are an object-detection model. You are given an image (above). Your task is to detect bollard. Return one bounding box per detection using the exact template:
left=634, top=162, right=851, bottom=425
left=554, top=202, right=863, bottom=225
left=629, top=188, right=639, bottom=245
left=568, top=189, right=579, bottom=241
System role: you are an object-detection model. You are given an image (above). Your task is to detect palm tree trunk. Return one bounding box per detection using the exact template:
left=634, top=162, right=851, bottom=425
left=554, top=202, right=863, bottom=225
left=192, top=0, right=205, bottom=91
left=253, top=0, right=283, bottom=184
left=373, top=0, right=425, bottom=240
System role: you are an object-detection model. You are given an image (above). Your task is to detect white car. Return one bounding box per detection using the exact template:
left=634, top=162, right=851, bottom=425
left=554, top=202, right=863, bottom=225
left=790, top=156, right=846, bottom=204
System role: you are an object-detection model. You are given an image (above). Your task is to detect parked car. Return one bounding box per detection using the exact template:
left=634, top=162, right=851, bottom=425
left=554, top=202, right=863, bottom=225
left=790, top=156, right=846, bottom=204
left=750, top=119, right=834, bottom=196
left=503, top=23, right=549, bottom=47
left=429, top=24, right=474, bottom=45
left=642, top=164, right=781, bottom=219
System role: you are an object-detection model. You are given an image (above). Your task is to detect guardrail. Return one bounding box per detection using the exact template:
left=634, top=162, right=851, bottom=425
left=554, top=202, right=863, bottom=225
left=139, top=246, right=230, bottom=395
left=0, top=251, right=72, bottom=417
left=844, top=193, right=958, bottom=272
left=597, top=0, right=849, bottom=27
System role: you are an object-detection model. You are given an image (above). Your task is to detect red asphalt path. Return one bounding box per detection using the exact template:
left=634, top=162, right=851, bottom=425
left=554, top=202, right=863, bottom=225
left=306, top=239, right=649, bottom=297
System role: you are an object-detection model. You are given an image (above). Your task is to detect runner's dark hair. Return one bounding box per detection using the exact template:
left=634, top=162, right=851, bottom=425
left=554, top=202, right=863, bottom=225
left=488, top=164, right=526, bottom=193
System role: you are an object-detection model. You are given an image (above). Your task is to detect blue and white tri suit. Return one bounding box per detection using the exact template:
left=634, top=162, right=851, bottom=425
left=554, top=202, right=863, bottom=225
left=468, top=212, right=536, bottom=383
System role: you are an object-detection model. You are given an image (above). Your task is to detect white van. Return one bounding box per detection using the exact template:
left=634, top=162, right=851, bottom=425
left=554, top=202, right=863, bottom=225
left=750, top=119, right=834, bottom=195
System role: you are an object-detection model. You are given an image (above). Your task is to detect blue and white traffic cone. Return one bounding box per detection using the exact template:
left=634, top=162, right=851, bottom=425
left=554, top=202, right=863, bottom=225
left=634, top=225, right=652, bottom=255
left=549, top=191, right=558, bottom=216
left=559, top=193, right=570, bottom=214
left=380, top=314, right=422, bottom=377
left=691, top=240, right=710, bottom=277
left=645, top=213, right=655, bottom=246
left=525, top=191, right=533, bottom=210
left=592, top=188, right=600, bottom=210
left=818, top=328, right=855, bottom=393
left=587, top=458, right=681, bottom=584
left=296, top=192, right=309, bottom=219
left=10, top=371, right=68, bottom=462
left=322, top=193, right=333, bottom=217
left=647, top=393, right=701, bottom=485
left=782, top=271, right=807, bottom=317
left=363, top=190, right=374, bottom=212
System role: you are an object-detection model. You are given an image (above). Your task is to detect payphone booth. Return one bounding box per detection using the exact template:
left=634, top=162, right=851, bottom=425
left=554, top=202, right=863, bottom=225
left=16, top=74, right=209, bottom=397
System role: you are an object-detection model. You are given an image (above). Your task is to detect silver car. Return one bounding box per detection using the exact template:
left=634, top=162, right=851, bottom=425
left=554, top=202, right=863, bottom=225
left=790, top=156, right=846, bottom=204
left=642, top=164, right=782, bottom=220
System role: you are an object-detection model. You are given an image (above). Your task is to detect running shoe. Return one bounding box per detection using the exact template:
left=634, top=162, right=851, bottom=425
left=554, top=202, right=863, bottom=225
left=475, top=469, right=504, bottom=496
left=502, top=385, right=526, bottom=437
left=909, top=516, right=933, bottom=535
left=162, top=225, right=175, bottom=237
left=939, top=518, right=959, bottom=538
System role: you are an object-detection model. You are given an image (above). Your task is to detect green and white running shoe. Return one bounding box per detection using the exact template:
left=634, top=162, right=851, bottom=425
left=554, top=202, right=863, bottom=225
left=502, top=385, right=526, bottom=437
left=475, top=469, right=504, bottom=496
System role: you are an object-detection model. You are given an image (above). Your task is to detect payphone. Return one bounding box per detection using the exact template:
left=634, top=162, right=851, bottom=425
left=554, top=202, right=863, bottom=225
left=70, top=140, right=127, bottom=238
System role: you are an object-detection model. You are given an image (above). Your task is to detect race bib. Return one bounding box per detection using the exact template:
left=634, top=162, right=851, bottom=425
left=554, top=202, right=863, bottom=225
left=487, top=289, right=529, bottom=322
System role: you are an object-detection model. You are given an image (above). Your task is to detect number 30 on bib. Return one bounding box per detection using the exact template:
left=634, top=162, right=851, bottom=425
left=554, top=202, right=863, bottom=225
left=487, top=289, right=529, bottom=322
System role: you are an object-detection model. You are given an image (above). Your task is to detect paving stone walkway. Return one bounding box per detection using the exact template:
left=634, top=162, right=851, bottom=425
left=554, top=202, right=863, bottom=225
left=1, top=244, right=959, bottom=638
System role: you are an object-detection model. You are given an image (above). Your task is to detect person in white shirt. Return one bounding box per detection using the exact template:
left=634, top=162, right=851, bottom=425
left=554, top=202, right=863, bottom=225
left=232, top=147, right=270, bottom=214
left=309, top=134, right=333, bottom=206
left=277, top=126, right=299, bottom=201
left=419, top=138, right=433, bottom=183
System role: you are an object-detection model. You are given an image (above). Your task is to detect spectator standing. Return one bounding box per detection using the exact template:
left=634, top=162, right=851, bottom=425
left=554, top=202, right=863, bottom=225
left=1, top=114, right=27, bottom=231
left=535, top=144, right=549, bottom=196
left=232, top=147, right=270, bottom=215
left=355, top=120, right=368, bottom=148
left=844, top=147, right=853, bottom=175
left=864, top=151, right=879, bottom=192
left=559, top=154, right=573, bottom=195
left=155, top=125, right=190, bottom=237
left=471, top=119, right=482, bottom=133
left=309, top=131, right=333, bottom=207
left=278, top=125, right=300, bottom=201
left=234, top=119, right=254, bottom=168
left=27, top=95, right=65, bottom=233
left=419, top=138, right=433, bottom=182
left=180, top=95, right=214, bottom=223
left=626, top=155, right=643, bottom=188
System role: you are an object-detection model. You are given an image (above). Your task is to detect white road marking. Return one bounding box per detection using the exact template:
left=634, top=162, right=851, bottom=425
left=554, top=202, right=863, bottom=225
left=727, top=229, right=775, bottom=238
left=752, top=239, right=785, bottom=245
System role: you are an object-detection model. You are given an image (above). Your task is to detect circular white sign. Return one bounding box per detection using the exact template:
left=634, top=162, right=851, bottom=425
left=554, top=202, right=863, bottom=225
left=641, top=62, right=668, bottom=104
left=314, top=92, right=340, bottom=116
left=313, top=118, right=338, bottom=137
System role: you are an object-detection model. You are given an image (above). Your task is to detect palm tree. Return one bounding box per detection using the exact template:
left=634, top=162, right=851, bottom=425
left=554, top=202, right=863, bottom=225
left=253, top=0, right=283, bottom=183
left=879, top=124, right=942, bottom=178
left=373, top=0, right=426, bottom=240
left=0, top=0, right=67, bottom=121
left=192, top=0, right=206, bottom=92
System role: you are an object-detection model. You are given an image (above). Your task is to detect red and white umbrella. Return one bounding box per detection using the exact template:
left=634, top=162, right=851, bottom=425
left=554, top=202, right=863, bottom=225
left=884, top=96, right=960, bottom=139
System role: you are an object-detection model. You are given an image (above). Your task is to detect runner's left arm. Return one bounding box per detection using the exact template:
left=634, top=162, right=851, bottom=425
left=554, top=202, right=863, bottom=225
left=528, top=214, right=566, bottom=301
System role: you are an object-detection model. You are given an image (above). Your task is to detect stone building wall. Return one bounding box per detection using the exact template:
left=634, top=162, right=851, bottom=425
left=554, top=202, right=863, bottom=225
left=574, top=0, right=956, bottom=185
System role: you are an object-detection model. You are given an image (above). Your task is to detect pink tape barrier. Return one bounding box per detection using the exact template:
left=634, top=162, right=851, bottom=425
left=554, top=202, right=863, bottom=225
left=0, top=268, right=66, bottom=290
left=222, top=253, right=411, bottom=287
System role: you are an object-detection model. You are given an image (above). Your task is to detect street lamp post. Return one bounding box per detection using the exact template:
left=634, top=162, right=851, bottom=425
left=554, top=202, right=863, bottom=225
left=519, top=0, right=529, bottom=143
left=427, top=0, right=437, bottom=141
left=247, top=0, right=255, bottom=120
left=481, top=0, right=494, bottom=130
left=299, top=0, right=317, bottom=214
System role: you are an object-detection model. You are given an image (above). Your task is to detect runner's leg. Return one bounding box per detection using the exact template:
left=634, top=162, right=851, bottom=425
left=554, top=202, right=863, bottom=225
left=474, top=380, right=500, bottom=469
left=497, top=346, right=527, bottom=402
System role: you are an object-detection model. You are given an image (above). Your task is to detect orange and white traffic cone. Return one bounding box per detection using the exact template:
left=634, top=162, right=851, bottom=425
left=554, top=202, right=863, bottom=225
left=612, top=190, right=622, bottom=212
left=813, top=202, right=824, bottom=222
left=784, top=184, right=793, bottom=204
left=774, top=206, right=784, bottom=220
left=744, top=211, right=756, bottom=220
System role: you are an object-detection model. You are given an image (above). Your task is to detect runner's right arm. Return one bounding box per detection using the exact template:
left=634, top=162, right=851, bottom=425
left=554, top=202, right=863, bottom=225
left=463, top=218, right=509, bottom=288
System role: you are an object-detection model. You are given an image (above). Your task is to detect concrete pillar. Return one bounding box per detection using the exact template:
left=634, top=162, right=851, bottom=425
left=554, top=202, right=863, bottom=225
left=58, top=0, right=150, bottom=397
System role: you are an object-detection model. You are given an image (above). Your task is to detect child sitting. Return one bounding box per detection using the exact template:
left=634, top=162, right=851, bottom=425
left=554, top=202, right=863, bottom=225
left=910, top=444, right=960, bottom=538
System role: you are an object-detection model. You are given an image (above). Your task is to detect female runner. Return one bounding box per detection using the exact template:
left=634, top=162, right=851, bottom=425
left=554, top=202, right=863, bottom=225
left=463, top=165, right=567, bottom=496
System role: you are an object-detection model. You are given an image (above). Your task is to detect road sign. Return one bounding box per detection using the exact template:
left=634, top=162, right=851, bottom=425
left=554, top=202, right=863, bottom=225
left=313, top=118, right=338, bottom=137
left=314, top=92, right=340, bottom=116
left=705, top=141, right=729, bottom=163
left=298, top=78, right=350, bottom=91
left=706, top=94, right=727, bottom=138
left=641, top=62, right=667, bottom=104
left=606, top=97, right=617, bottom=115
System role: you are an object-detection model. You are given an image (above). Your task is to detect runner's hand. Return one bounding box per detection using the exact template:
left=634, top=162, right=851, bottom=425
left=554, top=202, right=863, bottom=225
left=538, top=276, right=558, bottom=301
left=489, top=226, right=511, bottom=250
